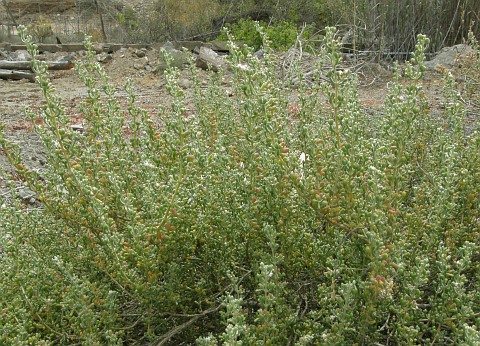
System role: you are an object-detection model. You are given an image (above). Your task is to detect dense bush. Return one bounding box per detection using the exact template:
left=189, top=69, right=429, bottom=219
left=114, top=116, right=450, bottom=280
left=115, top=0, right=221, bottom=42
left=1, top=27, right=480, bottom=345
left=215, top=19, right=315, bottom=51
left=323, top=0, right=480, bottom=54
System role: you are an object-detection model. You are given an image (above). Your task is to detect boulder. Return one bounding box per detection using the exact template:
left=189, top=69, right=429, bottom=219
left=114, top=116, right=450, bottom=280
left=424, top=44, right=473, bottom=70
left=196, top=46, right=227, bottom=72
left=156, top=42, right=190, bottom=72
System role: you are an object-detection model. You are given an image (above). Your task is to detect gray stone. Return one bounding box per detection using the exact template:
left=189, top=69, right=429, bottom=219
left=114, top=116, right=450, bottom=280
left=134, top=62, right=144, bottom=70
left=253, top=49, right=265, bottom=60
left=70, top=124, right=85, bottom=133
left=178, top=78, right=193, bottom=89
left=18, top=187, right=36, bottom=203
left=133, top=48, right=146, bottom=58
left=156, top=43, right=190, bottom=72
left=162, top=41, right=176, bottom=53
left=424, top=44, right=473, bottom=70
left=196, top=46, right=227, bottom=72
left=96, top=52, right=112, bottom=63
left=11, top=50, right=31, bottom=61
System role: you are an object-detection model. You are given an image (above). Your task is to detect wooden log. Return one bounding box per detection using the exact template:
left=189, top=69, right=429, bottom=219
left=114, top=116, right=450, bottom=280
left=61, top=44, right=87, bottom=52
left=203, top=41, right=230, bottom=53
left=0, top=60, right=74, bottom=71
left=0, top=69, right=36, bottom=82
left=0, top=42, right=12, bottom=51
left=173, top=41, right=204, bottom=52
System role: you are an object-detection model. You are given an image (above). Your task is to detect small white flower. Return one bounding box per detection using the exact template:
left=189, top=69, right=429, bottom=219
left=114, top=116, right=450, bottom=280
left=143, top=161, right=155, bottom=168
left=237, top=63, right=249, bottom=71
left=299, top=152, right=306, bottom=163
left=369, top=165, right=382, bottom=174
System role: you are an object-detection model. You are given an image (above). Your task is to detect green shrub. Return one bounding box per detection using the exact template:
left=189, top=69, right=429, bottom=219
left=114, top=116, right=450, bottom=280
left=1, top=26, right=480, bottom=345
left=216, top=18, right=314, bottom=51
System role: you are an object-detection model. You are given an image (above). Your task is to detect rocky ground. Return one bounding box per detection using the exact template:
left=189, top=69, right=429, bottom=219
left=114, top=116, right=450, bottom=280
left=0, top=44, right=475, bottom=206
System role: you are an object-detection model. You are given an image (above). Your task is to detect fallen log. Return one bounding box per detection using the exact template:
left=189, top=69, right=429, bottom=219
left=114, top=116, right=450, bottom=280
left=0, top=60, right=75, bottom=71
left=0, top=69, right=36, bottom=82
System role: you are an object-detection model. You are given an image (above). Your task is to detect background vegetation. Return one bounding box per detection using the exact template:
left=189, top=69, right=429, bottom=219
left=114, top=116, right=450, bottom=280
left=116, top=0, right=480, bottom=54
left=1, top=0, right=479, bottom=53
left=1, top=24, right=480, bottom=344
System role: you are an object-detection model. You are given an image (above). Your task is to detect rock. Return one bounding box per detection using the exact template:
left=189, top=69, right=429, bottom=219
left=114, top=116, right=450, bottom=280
left=55, top=54, right=75, bottom=64
left=134, top=57, right=149, bottom=70
left=11, top=50, right=31, bottom=61
left=92, top=43, right=104, bottom=54
left=196, top=46, right=227, bottom=72
left=133, top=48, right=146, bottom=58
left=96, top=52, right=112, bottom=63
left=424, top=44, right=473, bottom=70
left=178, top=78, right=193, bottom=89
left=18, top=187, right=36, bottom=204
left=156, top=42, right=190, bottom=72
left=70, top=124, right=85, bottom=133
left=162, top=41, right=176, bottom=53
left=253, top=49, right=265, bottom=60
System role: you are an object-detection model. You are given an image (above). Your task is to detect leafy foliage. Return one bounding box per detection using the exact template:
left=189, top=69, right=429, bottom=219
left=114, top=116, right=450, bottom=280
left=215, top=19, right=314, bottom=51
left=1, top=27, right=480, bottom=345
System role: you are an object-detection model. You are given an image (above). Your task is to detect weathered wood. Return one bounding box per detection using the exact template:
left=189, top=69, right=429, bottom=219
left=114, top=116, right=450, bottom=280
left=0, top=60, right=74, bottom=70
left=0, top=69, right=36, bottom=82
left=172, top=41, right=231, bottom=53
left=10, top=44, right=62, bottom=52
left=61, top=44, right=87, bottom=52
left=203, top=41, right=230, bottom=52
left=0, top=42, right=12, bottom=51
left=173, top=41, right=203, bottom=52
